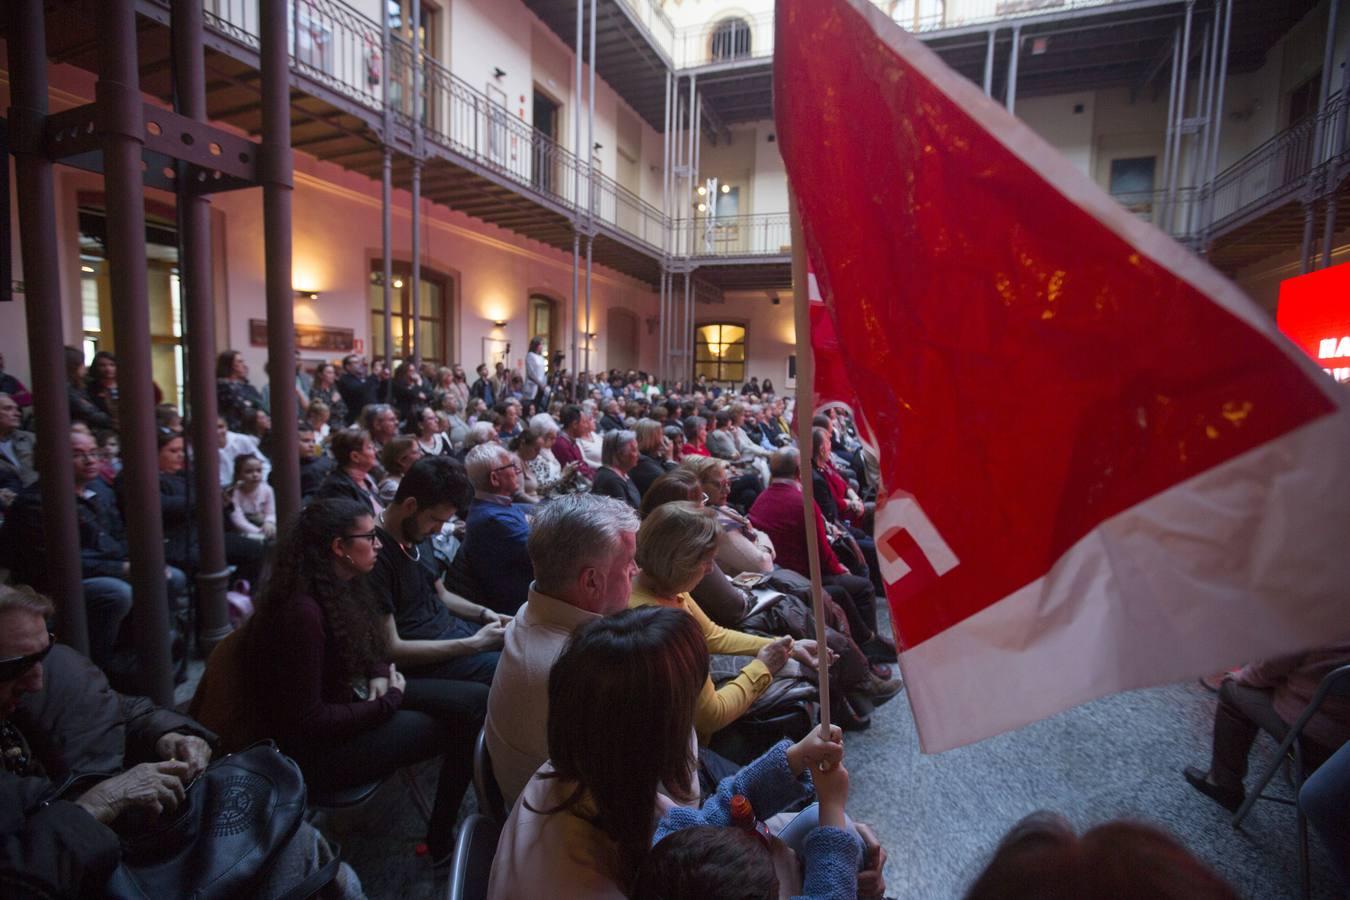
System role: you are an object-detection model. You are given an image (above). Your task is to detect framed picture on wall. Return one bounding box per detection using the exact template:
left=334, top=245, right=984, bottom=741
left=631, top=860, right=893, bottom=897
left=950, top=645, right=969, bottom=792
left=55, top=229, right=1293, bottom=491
left=482, top=337, right=511, bottom=370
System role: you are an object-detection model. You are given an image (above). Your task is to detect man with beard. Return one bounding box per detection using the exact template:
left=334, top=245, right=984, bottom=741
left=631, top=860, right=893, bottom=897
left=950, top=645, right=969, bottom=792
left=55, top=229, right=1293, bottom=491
left=369, top=455, right=507, bottom=687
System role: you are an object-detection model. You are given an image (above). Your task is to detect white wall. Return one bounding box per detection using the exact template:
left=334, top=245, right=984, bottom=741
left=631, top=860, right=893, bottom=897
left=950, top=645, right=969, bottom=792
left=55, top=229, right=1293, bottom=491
left=1018, top=92, right=1095, bottom=177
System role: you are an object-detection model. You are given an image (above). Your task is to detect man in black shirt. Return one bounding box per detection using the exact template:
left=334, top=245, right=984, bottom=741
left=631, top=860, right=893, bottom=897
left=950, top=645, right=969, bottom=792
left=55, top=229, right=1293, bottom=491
left=336, top=354, right=379, bottom=427
left=368, top=456, right=506, bottom=686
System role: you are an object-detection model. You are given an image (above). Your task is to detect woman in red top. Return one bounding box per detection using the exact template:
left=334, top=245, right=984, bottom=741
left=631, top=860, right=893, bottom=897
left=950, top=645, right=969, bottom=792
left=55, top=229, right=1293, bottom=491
left=681, top=415, right=711, bottom=458
left=247, top=498, right=485, bottom=865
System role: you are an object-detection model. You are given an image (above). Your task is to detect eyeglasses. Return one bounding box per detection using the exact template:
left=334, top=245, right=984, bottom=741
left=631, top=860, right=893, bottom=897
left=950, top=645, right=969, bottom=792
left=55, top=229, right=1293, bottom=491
left=492, top=462, right=522, bottom=476
left=0, top=633, right=55, bottom=682
left=341, top=530, right=379, bottom=545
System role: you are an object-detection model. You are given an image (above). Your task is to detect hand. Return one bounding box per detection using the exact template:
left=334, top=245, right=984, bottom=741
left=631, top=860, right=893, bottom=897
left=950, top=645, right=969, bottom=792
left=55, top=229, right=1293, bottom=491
left=471, top=620, right=507, bottom=651
left=755, top=636, right=792, bottom=675
left=388, top=664, right=406, bottom=694
left=0, top=488, right=15, bottom=507
left=812, top=759, right=850, bottom=828
left=154, top=732, right=213, bottom=779
left=484, top=611, right=512, bottom=627
left=786, top=724, right=843, bottom=776
left=854, top=823, right=888, bottom=898
left=790, top=639, right=822, bottom=671
left=263, top=522, right=277, bottom=539
left=368, top=675, right=390, bottom=701
left=76, top=760, right=190, bottom=824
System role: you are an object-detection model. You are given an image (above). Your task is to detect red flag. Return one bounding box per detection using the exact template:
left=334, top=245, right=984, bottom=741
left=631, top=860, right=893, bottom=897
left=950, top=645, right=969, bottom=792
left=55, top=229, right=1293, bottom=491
left=776, top=0, right=1350, bottom=751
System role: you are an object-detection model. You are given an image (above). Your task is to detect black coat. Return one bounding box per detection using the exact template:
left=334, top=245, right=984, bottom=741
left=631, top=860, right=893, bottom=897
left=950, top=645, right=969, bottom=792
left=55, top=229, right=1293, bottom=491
left=591, top=467, right=641, bottom=510
left=630, top=453, right=673, bottom=498
left=2, top=645, right=217, bottom=897
left=0, top=484, right=128, bottom=587
left=337, top=373, right=380, bottom=426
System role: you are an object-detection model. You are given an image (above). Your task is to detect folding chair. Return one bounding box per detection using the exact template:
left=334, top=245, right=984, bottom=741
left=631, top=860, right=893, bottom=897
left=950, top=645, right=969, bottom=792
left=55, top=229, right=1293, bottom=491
left=446, top=813, right=502, bottom=900
left=1232, top=663, right=1350, bottom=900
left=473, top=728, right=507, bottom=824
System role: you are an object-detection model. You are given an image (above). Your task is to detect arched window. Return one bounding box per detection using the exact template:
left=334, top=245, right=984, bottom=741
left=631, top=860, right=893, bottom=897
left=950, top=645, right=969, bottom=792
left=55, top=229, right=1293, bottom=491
left=695, top=322, right=747, bottom=384
left=709, top=17, right=752, bottom=62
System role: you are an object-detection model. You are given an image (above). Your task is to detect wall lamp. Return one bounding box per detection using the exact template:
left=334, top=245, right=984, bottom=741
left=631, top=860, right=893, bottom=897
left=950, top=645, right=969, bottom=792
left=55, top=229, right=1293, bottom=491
left=294, top=289, right=320, bottom=301
left=493, top=67, right=507, bottom=80
left=492, top=319, right=509, bottom=328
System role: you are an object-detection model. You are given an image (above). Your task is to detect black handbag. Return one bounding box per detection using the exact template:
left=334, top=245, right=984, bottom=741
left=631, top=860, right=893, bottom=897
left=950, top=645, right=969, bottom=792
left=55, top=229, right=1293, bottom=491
left=104, top=742, right=313, bottom=900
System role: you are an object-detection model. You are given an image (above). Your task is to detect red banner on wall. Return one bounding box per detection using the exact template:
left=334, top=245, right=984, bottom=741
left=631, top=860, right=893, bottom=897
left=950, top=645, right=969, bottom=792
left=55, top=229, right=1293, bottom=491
left=1277, top=262, right=1350, bottom=383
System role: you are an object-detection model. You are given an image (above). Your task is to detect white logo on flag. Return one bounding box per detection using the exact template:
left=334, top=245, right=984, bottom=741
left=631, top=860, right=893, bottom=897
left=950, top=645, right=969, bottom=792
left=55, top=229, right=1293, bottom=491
left=874, top=495, right=959, bottom=585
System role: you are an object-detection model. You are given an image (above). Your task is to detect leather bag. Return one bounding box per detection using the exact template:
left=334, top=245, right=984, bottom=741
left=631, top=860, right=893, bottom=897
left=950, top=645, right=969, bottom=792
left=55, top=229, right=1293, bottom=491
left=104, top=742, right=310, bottom=900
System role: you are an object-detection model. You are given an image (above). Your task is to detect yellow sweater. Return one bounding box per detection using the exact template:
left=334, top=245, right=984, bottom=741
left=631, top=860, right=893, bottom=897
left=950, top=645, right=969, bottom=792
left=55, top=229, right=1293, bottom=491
left=629, top=584, right=773, bottom=743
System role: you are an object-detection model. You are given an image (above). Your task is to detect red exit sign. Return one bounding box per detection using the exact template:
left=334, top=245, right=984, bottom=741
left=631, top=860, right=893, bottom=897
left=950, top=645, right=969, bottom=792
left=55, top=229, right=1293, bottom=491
left=1277, top=262, right=1350, bottom=383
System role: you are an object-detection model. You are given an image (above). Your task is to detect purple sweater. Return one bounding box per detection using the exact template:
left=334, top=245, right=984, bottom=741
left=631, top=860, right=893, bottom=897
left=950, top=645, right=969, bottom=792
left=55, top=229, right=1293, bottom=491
left=253, top=592, right=402, bottom=759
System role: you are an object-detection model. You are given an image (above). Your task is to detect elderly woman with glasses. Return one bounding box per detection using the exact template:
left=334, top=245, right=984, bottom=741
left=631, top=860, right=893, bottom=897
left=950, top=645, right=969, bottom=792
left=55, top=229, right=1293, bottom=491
left=629, top=502, right=820, bottom=751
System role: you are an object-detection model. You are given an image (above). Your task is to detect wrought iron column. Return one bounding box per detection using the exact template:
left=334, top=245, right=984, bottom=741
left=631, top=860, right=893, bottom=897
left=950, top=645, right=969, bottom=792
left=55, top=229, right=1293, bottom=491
left=410, top=0, right=423, bottom=364
left=1165, top=1, right=1195, bottom=233
left=260, top=0, right=300, bottom=522
left=172, top=0, right=229, bottom=652
left=982, top=29, right=996, bottom=97
left=1159, top=30, right=1180, bottom=228
left=1321, top=62, right=1350, bottom=268
left=1005, top=25, right=1020, bottom=114
left=585, top=236, right=594, bottom=374
left=99, top=0, right=174, bottom=704
left=584, top=0, right=596, bottom=378
left=8, top=0, right=87, bottom=654
left=572, top=0, right=583, bottom=392
left=381, top=10, right=394, bottom=375
left=1312, top=0, right=1341, bottom=269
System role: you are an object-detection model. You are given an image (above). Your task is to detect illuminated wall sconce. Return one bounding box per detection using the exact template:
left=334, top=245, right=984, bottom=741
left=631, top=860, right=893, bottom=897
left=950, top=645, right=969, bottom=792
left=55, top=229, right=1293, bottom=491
left=492, top=319, right=509, bottom=328
left=586, top=332, right=599, bottom=340
left=294, top=289, right=320, bottom=301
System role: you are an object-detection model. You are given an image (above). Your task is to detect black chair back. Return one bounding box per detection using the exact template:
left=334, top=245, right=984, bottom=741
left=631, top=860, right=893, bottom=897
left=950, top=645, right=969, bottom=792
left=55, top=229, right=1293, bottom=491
left=447, top=813, right=501, bottom=900
left=473, top=728, right=508, bottom=824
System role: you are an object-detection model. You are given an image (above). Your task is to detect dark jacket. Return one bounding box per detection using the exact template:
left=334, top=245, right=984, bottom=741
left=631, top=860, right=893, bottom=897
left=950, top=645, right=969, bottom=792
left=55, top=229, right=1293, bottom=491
left=630, top=453, right=673, bottom=498
left=67, top=386, right=112, bottom=431
left=1, top=484, right=128, bottom=588
left=1, top=645, right=217, bottom=897
left=598, top=413, right=626, bottom=433
left=158, top=471, right=197, bottom=571
left=469, top=377, right=496, bottom=408
left=313, top=468, right=378, bottom=516
left=295, top=454, right=337, bottom=501
left=461, top=495, right=532, bottom=614
left=592, top=466, right=641, bottom=510
left=336, top=373, right=379, bottom=426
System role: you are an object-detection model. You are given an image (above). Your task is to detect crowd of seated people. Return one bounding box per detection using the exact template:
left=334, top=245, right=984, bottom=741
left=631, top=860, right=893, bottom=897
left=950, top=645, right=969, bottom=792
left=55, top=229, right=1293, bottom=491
left=1, top=349, right=1346, bottom=898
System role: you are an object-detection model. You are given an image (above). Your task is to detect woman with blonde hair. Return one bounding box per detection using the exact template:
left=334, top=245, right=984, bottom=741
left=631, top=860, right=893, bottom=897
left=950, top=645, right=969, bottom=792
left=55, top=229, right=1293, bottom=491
left=629, top=502, right=818, bottom=748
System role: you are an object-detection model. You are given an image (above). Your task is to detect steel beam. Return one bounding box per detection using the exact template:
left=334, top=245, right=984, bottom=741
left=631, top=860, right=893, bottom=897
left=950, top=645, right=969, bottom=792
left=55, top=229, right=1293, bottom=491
left=99, top=0, right=174, bottom=704
left=260, top=0, right=300, bottom=523
left=983, top=28, right=996, bottom=96
left=9, top=0, right=88, bottom=656
left=172, top=0, right=230, bottom=654
left=1005, top=25, right=1021, bottom=114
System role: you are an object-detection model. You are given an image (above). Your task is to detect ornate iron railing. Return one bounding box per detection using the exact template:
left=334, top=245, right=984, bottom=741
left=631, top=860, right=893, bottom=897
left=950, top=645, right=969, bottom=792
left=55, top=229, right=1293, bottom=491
left=185, top=0, right=1347, bottom=262
left=1207, top=91, right=1349, bottom=234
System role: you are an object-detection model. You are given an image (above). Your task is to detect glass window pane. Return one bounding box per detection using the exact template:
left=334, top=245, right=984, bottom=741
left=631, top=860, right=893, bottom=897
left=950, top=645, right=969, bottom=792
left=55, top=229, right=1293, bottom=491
left=419, top=280, right=441, bottom=319
left=722, top=344, right=746, bottom=363
left=370, top=314, right=385, bottom=359
left=420, top=317, right=441, bottom=364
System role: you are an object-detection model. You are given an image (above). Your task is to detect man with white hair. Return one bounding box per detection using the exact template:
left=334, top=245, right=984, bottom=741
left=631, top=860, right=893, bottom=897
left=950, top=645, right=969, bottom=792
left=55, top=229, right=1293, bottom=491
left=484, top=494, right=640, bottom=807
left=460, top=443, right=533, bottom=614
left=591, top=429, right=641, bottom=510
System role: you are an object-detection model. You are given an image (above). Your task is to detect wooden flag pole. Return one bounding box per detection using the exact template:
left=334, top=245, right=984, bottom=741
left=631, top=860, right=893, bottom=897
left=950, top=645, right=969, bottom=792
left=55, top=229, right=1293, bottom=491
left=788, top=187, right=832, bottom=736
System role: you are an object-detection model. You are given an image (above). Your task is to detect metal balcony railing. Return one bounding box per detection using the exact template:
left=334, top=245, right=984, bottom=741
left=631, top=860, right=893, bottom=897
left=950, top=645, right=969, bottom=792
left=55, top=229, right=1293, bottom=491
left=669, top=0, right=1139, bottom=69
left=179, top=0, right=1350, bottom=265
left=672, top=213, right=793, bottom=258
left=1207, top=91, right=1349, bottom=234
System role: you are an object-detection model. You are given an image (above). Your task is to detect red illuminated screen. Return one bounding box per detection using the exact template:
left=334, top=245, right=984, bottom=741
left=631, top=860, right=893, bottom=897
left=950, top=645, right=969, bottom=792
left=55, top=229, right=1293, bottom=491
left=1277, top=262, right=1350, bottom=383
